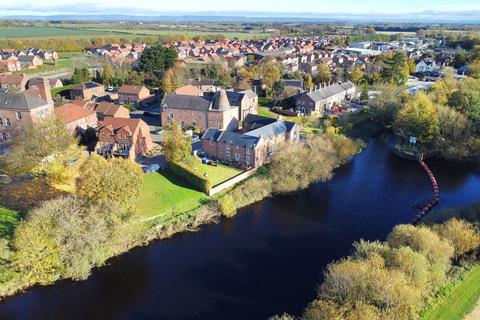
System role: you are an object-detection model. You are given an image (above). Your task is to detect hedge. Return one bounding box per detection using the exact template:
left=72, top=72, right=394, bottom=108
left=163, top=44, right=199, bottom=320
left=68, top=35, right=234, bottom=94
left=167, top=161, right=211, bottom=194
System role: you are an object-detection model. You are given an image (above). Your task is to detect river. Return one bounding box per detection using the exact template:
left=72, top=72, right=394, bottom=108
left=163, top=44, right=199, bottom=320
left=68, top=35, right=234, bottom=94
left=1, top=133, right=480, bottom=320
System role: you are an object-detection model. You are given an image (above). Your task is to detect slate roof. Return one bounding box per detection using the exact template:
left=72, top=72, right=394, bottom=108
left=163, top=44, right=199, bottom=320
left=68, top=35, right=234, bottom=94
left=73, top=82, right=103, bottom=91
left=162, top=94, right=212, bottom=111
left=245, top=119, right=296, bottom=140
left=202, top=128, right=259, bottom=148
left=0, top=92, right=48, bottom=111
left=304, top=81, right=355, bottom=102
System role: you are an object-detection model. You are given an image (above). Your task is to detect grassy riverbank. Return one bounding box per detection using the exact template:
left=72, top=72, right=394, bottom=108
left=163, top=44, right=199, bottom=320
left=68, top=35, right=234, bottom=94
left=422, top=264, right=480, bottom=320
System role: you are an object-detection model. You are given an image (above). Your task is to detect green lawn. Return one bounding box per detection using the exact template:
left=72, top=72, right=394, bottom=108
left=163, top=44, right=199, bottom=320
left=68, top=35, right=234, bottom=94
left=424, top=264, right=480, bottom=320
left=0, top=206, right=22, bottom=239
left=51, top=84, right=75, bottom=98
left=194, top=162, right=243, bottom=187
left=137, top=171, right=208, bottom=218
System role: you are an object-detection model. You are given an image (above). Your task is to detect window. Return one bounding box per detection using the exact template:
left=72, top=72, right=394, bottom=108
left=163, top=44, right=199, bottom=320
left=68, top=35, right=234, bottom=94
left=16, top=112, right=22, bottom=120
left=0, top=117, right=2, bottom=126
left=246, top=146, right=251, bottom=155
left=168, top=113, right=174, bottom=120
left=5, top=118, right=11, bottom=127
left=234, top=153, right=240, bottom=161
left=1, top=131, right=6, bottom=142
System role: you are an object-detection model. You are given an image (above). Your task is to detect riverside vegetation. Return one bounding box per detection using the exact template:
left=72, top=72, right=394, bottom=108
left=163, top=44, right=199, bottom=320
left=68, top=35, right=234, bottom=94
left=271, top=215, right=480, bottom=320
left=0, top=115, right=361, bottom=299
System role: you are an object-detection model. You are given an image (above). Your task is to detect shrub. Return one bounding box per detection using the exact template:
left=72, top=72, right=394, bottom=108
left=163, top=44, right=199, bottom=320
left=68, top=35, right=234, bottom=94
left=218, top=195, right=236, bottom=217
left=432, top=219, right=480, bottom=258
left=167, top=161, right=211, bottom=193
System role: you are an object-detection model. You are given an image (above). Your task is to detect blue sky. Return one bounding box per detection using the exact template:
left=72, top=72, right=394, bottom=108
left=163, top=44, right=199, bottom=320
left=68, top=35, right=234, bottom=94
left=2, top=0, right=480, bottom=15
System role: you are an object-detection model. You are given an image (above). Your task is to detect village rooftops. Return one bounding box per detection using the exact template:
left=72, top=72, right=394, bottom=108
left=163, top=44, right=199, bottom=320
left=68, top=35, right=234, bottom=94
left=98, top=117, right=142, bottom=134
left=0, top=92, right=47, bottom=111
left=245, top=119, right=296, bottom=140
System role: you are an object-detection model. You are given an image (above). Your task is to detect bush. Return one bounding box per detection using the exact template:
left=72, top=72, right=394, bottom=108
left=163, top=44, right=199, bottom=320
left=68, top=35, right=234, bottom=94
left=432, top=219, right=480, bottom=259
left=76, top=155, right=144, bottom=211
left=167, top=161, right=211, bottom=193
left=218, top=195, right=236, bottom=217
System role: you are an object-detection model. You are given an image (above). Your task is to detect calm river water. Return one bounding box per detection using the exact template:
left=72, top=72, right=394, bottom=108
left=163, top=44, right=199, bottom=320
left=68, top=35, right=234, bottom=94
left=1, top=133, right=480, bottom=320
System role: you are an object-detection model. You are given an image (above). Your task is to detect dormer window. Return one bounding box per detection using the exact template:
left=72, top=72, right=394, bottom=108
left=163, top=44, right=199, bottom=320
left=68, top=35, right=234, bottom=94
left=16, top=112, right=22, bottom=120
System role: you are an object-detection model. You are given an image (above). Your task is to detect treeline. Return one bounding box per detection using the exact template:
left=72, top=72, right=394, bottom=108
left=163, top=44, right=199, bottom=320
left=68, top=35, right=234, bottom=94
left=271, top=218, right=480, bottom=320
left=371, top=70, right=480, bottom=161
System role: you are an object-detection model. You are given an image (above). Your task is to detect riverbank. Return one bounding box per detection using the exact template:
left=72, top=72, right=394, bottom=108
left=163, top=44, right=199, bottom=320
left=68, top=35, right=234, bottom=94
left=0, top=133, right=360, bottom=301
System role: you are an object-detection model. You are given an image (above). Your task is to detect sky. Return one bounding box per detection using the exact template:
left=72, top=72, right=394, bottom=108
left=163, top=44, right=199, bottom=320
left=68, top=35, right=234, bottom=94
left=2, top=0, right=480, bottom=16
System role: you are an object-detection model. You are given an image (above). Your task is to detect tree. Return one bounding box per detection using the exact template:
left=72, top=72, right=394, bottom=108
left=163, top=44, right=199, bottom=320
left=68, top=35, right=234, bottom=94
left=162, top=120, right=192, bottom=163
left=72, top=66, right=90, bottom=84
left=3, top=116, right=77, bottom=175
left=315, top=64, right=332, bottom=84
left=432, top=219, right=480, bottom=258
left=261, top=63, right=282, bottom=98
left=218, top=195, right=236, bottom=217
left=407, top=58, right=416, bottom=74
left=101, top=59, right=113, bottom=86
left=467, top=59, right=480, bottom=79
left=76, top=155, right=144, bottom=210
left=349, top=65, right=364, bottom=84
left=161, top=68, right=175, bottom=93
left=12, top=209, right=63, bottom=285
left=381, top=52, right=409, bottom=85
left=393, top=93, right=440, bottom=147
left=306, top=74, right=314, bottom=91
left=139, top=44, right=178, bottom=73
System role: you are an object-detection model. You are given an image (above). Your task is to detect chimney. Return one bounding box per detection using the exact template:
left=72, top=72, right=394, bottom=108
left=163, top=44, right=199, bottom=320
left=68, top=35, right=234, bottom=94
left=38, top=78, right=52, bottom=103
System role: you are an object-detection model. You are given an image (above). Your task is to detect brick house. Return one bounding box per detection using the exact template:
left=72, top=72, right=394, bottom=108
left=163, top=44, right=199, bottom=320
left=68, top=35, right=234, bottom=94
left=55, top=104, right=98, bottom=134
left=161, top=89, right=257, bottom=131
left=201, top=114, right=301, bottom=169
left=95, top=118, right=153, bottom=161
left=0, top=74, right=28, bottom=92
left=117, top=85, right=152, bottom=105
left=70, top=82, right=105, bottom=100
left=93, top=102, right=130, bottom=120
left=0, top=90, right=54, bottom=146
left=0, top=60, right=21, bottom=73
left=17, top=55, right=43, bottom=68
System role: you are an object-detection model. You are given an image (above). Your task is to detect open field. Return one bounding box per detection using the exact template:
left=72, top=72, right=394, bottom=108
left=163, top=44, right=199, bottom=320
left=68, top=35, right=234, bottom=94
left=0, top=25, right=269, bottom=40
left=0, top=26, right=111, bottom=39
left=137, top=171, right=208, bottom=218
left=423, top=264, right=480, bottom=320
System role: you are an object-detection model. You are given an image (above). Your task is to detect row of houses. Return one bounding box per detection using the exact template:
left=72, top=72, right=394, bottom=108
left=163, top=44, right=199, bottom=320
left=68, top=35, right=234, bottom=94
left=86, top=43, right=146, bottom=65
left=0, top=48, right=59, bottom=72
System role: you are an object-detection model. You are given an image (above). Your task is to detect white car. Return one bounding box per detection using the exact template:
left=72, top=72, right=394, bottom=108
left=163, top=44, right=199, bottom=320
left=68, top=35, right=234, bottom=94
left=107, top=86, right=114, bottom=92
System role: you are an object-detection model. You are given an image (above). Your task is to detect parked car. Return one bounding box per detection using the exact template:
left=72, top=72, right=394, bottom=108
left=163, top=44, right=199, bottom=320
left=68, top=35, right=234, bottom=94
left=107, top=86, right=114, bottom=92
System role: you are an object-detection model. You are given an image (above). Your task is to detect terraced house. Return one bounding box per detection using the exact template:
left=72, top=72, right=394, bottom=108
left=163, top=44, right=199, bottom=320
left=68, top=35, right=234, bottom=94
left=201, top=114, right=301, bottom=169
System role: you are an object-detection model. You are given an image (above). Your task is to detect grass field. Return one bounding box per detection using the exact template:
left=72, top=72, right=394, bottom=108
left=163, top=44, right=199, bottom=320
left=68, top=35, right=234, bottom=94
left=194, top=162, right=243, bottom=187
left=0, top=25, right=268, bottom=41
left=0, top=206, right=22, bottom=239
left=137, top=171, right=208, bottom=218
left=424, top=264, right=480, bottom=320
left=0, top=26, right=110, bottom=39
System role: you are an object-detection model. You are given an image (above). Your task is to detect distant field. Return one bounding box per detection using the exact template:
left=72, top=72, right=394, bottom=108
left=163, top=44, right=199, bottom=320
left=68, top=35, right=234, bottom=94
left=0, top=26, right=111, bottom=39
left=81, top=27, right=269, bottom=40
left=376, top=31, right=417, bottom=36
left=0, top=25, right=269, bottom=40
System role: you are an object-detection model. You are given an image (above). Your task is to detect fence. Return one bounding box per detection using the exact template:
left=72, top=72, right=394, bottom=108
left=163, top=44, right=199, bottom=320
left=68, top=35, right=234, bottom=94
left=208, top=168, right=258, bottom=196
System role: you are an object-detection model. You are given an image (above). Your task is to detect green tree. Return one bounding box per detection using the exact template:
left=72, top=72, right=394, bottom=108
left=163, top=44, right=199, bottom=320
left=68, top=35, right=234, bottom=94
left=393, top=93, right=440, bottom=147
left=218, top=195, right=237, bottom=217
left=315, top=64, right=332, bottom=84
left=161, top=68, right=175, bottom=93
left=139, top=44, right=178, bottom=73
left=349, top=65, right=364, bottom=84
left=261, top=63, right=282, bottom=98
left=76, top=155, right=144, bottom=210
left=163, top=120, right=192, bottom=163
left=102, top=59, right=113, bottom=86
left=467, top=59, right=480, bottom=79
left=3, top=116, right=77, bottom=175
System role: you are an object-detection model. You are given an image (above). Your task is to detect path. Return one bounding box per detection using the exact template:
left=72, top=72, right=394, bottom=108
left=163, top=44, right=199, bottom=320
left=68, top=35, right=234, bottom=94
left=465, top=304, right=480, bottom=320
